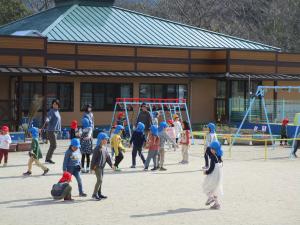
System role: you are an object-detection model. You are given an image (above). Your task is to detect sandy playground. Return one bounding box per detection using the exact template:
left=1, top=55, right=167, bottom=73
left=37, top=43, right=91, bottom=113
left=0, top=139, right=300, bottom=225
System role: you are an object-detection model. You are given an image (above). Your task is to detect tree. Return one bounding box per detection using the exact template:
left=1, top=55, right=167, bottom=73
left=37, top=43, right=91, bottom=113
left=0, top=0, right=31, bottom=26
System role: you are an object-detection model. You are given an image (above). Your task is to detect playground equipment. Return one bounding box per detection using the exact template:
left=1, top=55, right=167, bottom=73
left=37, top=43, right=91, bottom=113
left=110, top=98, right=194, bottom=144
left=230, top=86, right=300, bottom=158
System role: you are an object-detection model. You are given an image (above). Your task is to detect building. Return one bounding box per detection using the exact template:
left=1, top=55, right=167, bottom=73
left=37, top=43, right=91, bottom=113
left=0, top=0, right=299, bottom=129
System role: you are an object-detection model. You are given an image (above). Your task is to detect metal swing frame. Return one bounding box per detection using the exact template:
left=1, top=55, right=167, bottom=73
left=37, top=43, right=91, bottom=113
left=230, top=86, right=300, bottom=158
left=110, top=98, right=195, bottom=144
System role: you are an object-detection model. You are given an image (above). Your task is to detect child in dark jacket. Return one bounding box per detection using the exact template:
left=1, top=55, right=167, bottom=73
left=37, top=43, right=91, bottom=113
left=51, top=171, right=73, bottom=201
left=23, top=127, right=49, bottom=176
left=63, top=138, right=87, bottom=197
left=129, top=122, right=146, bottom=168
left=91, top=133, right=115, bottom=200
left=280, top=118, right=289, bottom=146
left=70, top=120, right=79, bottom=139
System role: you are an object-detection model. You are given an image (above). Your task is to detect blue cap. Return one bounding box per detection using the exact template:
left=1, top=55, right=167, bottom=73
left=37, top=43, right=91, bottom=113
left=29, top=127, right=39, bottom=139
left=150, top=125, right=159, bottom=136
left=210, top=141, right=223, bottom=157
left=71, top=138, right=81, bottom=148
left=114, top=125, right=124, bottom=134
left=208, top=123, right=216, bottom=133
left=82, top=117, right=91, bottom=129
left=152, top=111, right=158, bottom=118
left=158, top=121, right=168, bottom=132
left=136, top=122, right=145, bottom=133
left=96, top=132, right=109, bottom=146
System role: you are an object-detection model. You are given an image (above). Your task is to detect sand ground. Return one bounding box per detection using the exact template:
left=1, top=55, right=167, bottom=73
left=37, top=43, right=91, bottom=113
left=0, top=140, right=300, bottom=225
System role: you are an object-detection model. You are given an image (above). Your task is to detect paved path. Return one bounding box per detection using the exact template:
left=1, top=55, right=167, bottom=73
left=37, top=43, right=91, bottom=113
left=0, top=140, right=299, bottom=225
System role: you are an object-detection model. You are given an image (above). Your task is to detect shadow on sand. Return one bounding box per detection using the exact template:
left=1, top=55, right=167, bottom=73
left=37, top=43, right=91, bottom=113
left=131, top=208, right=209, bottom=218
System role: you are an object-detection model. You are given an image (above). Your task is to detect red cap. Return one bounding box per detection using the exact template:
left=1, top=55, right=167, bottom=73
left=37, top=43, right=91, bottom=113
left=1, top=126, right=9, bottom=132
left=282, top=118, right=289, bottom=125
left=59, top=171, right=72, bottom=183
left=167, top=120, right=173, bottom=125
left=117, top=112, right=125, bottom=119
left=71, top=120, right=78, bottom=129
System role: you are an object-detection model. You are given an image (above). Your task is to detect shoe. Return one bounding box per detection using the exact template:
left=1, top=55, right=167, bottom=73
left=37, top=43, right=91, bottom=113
left=23, top=171, right=32, bottom=176
left=130, top=165, right=136, bottom=168
left=294, top=154, right=298, bottom=158
left=79, top=193, right=87, bottom=197
left=92, top=194, right=101, bottom=201
left=210, top=203, right=220, bottom=210
left=45, top=159, right=55, bottom=164
left=3, top=163, right=7, bottom=167
left=159, top=167, right=167, bottom=171
left=280, top=143, right=283, bottom=146
left=42, top=168, right=49, bottom=176
left=151, top=167, right=158, bottom=171
left=81, top=168, right=86, bottom=173
left=144, top=168, right=148, bottom=171
left=179, top=160, right=184, bottom=164
left=115, top=168, right=122, bottom=172
left=205, top=197, right=215, bottom=205
left=202, top=166, right=208, bottom=170
left=99, top=194, right=107, bottom=199
left=64, top=195, right=74, bottom=201
left=86, top=168, right=90, bottom=173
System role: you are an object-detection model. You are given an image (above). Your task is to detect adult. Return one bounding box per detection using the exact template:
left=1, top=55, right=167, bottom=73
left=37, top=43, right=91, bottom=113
left=45, top=99, right=61, bottom=164
left=136, top=103, right=152, bottom=136
left=83, top=104, right=94, bottom=130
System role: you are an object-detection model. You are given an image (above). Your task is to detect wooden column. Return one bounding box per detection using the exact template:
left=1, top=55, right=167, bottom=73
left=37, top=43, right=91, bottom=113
left=17, top=76, right=23, bottom=130
left=42, top=75, right=48, bottom=125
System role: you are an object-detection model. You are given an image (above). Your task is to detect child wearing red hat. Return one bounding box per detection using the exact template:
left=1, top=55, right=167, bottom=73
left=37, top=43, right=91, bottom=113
left=51, top=171, right=73, bottom=201
left=69, top=120, right=79, bottom=139
left=280, top=118, right=289, bottom=146
left=0, top=126, right=12, bottom=167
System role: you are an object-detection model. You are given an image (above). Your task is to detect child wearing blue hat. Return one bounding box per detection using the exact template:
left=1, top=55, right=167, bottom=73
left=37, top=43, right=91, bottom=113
left=202, top=141, right=223, bottom=210
left=23, top=127, right=49, bottom=176
left=80, top=117, right=93, bottom=173
left=111, top=125, right=126, bottom=171
left=63, top=138, right=87, bottom=197
left=158, top=121, right=177, bottom=171
left=144, top=125, right=160, bottom=171
left=91, top=132, right=115, bottom=200
left=129, top=122, right=146, bottom=168
left=203, top=123, right=218, bottom=170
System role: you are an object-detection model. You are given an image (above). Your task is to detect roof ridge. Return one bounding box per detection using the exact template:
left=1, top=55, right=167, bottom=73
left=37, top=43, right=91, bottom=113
left=111, top=6, right=280, bottom=51
left=0, top=5, right=65, bottom=31
left=42, top=4, right=78, bottom=35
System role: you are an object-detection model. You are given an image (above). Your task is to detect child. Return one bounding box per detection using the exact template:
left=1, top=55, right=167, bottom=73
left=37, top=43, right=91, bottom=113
left=144, top=125, right=160, bottom=171
left=111, top=125, right=126, bottom=171
left=23, top=127, right=49, bottom=176
left=129, top=122, right=146, bottom=168
left=51, top=171, right=73, bottom=201
left=203, top=141, right=223, bottom=210
left=152, top=111, right=159, bottom=126
left=91, top=132, right=115, bottom=200
left=173, top=115, right=183, bottom=144
left=0, top=126, right=12, bottom=167
left=179, top=121, right=191, bottom=164
left=166, top=120, right=176, bottom=150
left=63, top=138, right=87, bottom=197
left=203, top=123, right=218, bottom=170
left=158, top=122, right=177, bottom=171
left=292, top=132, right=300, bottom=158
left=80, top=117, right=93, bottom=173
left=280, top=118, right=289, bottom=146
left=70, top=120, right=79, bottom=139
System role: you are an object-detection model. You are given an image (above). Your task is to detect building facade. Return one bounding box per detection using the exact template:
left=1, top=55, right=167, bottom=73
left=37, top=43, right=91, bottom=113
left=0, top=0, right=299, bottom=129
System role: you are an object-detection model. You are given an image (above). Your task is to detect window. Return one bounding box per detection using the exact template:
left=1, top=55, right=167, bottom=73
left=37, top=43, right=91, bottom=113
left=139, top=84, right=188, bottom=100
left=22, top=82, right=74, bottom=112
left=80, top=83, right=133, bottom=111
left=216, top=80, right=226, bottom=98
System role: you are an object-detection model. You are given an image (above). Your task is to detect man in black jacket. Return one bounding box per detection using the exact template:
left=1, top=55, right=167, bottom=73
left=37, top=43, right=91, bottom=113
left=136, top=103, right=152, bottom=136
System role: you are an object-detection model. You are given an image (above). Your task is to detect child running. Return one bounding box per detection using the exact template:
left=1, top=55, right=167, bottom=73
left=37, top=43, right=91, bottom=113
left=23, top=127, right=49, bottom=176
left=144, top=125, right=160, bottom=171
left=80, top=117, right=93, bottom=173
left=203, top=141, right=223, bottom=210
left=129, top=122, right=146, bottom=168
left=158, top=121, right=177, bottom=171
left=63, top=138, right=87, bottom=197
left=111, top=125, right=126, bottom=171
left=203, top=123, right=218, bottom=170
left=91, top=132, right=115, bottom=200
left=0, top=126, right=11, bottom=167
left=179, top=121, right=191, bottom=164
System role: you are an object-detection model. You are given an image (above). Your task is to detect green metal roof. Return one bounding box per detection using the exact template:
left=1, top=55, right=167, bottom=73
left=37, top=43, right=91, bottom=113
left=0, top=4, right=280, bottom=51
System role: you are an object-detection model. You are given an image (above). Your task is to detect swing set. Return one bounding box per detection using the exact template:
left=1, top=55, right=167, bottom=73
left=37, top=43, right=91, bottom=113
left=109, top=98, right=194, bottom=144
left=230, top=86, right=300, bottom=158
